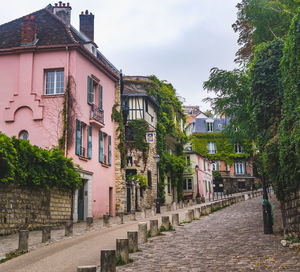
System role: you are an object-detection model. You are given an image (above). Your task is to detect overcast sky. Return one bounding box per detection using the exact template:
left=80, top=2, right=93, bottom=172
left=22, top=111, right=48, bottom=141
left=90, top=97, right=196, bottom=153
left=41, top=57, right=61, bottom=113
left=0, top=0, right=240, bottom=111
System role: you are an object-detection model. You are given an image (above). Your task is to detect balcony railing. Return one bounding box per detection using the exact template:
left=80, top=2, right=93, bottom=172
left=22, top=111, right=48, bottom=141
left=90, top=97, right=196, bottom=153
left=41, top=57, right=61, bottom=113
left=90, top=104, right=104, bottom=126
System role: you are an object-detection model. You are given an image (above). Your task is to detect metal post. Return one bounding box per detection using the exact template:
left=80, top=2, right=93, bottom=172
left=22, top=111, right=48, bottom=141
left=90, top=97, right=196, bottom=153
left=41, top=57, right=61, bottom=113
left=156, top=163, right=160, bottom=214
left=262, top=175, right=273, bottom=234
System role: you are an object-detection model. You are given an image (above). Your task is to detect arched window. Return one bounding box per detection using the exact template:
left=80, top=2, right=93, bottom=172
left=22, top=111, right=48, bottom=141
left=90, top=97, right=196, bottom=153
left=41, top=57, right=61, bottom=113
left=19, top=130, right=29, bottom=140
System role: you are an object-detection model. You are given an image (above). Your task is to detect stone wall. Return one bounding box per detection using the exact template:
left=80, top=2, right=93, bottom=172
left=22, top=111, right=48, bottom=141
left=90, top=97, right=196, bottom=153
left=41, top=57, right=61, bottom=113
left=0, top=184, right=72, bottom=235
left=282, top=190, right=300, bottom=238
left=223, top=177, right=254, bottom=194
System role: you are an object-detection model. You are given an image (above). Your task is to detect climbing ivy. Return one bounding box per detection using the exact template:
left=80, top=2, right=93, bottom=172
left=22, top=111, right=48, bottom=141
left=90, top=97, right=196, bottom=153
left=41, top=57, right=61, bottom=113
left=146, top=75, right=188, bottom=203
left=127, top=119, right=149, bottom=167
left=190, top=133, right=251, bottom=166
left=111, top=103, right=126, bottom=168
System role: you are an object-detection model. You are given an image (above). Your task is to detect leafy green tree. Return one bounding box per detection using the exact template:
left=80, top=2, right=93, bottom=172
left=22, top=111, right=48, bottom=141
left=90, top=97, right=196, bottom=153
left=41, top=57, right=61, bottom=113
left=233, top=0, right=298, bottom=63
left=0, top=132, right=16, bottom=183
left=277, top=13, right=300, bottom=201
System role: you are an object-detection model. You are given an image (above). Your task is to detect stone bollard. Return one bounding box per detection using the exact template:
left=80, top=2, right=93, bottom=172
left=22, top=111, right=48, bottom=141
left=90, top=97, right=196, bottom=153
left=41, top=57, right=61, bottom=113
left=77, top=266, right=97, bottom=272
left=65, top=220, right=73, bottom=236
left=101, top=250, right=116, bottom=272
left=42, top=225, right=51, bottom=243
left=150, top=219, right=159, bottom=237
left=188, top=209, right=195, bottom=220
left=172, top=214, right=179, bottom=226
left=151, top=205, right=156, bottom=216
left=18, top=230, right=29, bottom=251
left=103, top=215, right=110, bottom=227
left=86, top=217, right=93, bottom=229
left=194, top=208, right=201, bottom=219
left=138, top=222, right=147, bottom=244
left=179, top=201, right=183, bottom=209
left=116, top=238, right=129, bottom=264
left=119, top=213, right=124, bottom=224
left=161, top=216, right=170, bottom=231
left=127, top=231, right=138, bottom=253
left=185, top=211, right=192, bottom=222
left=130, top=212, right=136, bottom=221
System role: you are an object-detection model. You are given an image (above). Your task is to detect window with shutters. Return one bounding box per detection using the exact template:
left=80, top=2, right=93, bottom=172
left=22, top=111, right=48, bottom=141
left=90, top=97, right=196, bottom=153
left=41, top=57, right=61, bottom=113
left=88, top=76, right=104, bottom=125
left=75, top=120, right=91, bottom=159
left=99, top=131, right=111, bottom=166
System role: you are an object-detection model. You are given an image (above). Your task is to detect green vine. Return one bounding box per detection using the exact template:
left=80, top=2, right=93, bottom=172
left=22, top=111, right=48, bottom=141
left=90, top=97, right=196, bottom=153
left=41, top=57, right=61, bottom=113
left=127, top=119, right=149, bottom=168
left=58, top=78, right=70, bottom=150
left=111, top=103, right=126, bottom=168
left=146, top=75, right=188, bottom=203
left=127, top=173, right=148, bottom=187
left=190, top=133, right=251, bottom=166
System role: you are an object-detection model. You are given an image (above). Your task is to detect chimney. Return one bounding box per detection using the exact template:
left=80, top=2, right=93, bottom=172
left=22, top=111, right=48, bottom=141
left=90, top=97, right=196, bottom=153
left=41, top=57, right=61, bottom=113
left=79, top=10, right=94, bottom=41
left=53, top=2, right=72, bottom=25
left=21, top=15, right=37, bottom=45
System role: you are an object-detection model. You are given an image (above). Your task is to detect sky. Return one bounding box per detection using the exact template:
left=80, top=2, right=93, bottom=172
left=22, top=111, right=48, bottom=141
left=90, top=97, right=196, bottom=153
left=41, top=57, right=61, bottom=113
left=0, top=0, right=240, bottom=111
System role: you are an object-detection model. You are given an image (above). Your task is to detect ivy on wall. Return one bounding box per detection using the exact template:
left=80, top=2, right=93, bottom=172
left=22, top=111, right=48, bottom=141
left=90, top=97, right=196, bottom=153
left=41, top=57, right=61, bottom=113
left=190, top=133, right=251, bottom=166
left=0, top=132, right=81, bottom=190
left=146, top=75, right=187, bottom=203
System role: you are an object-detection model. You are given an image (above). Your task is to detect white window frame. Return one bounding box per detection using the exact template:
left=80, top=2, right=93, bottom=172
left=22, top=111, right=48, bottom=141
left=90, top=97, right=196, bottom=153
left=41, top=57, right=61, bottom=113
left=212, top=162, right=218, bottom=171
left=45, top=69, right=64, bottom=95
left=234, top=143, right=244, bottom=154
left=234, top=162, right=245, bottom=175
left=183, top=178, right=193, bottom=191
left=206, top=121, right=214, bottom=132
left=207, top=141, right=216, bottom=154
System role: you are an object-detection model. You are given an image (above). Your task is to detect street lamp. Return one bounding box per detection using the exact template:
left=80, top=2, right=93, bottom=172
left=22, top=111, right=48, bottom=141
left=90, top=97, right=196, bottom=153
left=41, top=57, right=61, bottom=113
left=153, top=154, right=160, bottom=213
left=195, top=165, right=201, bottom=204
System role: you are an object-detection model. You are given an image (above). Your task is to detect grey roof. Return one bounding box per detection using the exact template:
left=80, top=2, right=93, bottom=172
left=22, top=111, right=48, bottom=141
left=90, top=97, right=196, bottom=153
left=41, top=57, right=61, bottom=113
left=192, top=117, right=230, bottom=133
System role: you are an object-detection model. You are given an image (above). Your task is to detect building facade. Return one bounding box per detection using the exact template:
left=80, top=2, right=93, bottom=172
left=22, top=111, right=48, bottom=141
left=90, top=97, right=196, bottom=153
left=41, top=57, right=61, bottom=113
left=115, top=76, right=158, bottom=213
left=186, top=115, right=255, bottom=194
left=0, top=3, right=120, bottom=220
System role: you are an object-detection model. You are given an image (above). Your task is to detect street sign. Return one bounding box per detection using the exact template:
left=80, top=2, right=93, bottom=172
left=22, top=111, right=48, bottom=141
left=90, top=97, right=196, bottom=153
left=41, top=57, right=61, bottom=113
left=146, top=131, right=154, bottom=143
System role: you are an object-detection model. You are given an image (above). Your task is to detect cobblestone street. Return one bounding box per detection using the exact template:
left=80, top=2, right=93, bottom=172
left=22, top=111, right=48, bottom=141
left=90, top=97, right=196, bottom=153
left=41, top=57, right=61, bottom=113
left=118, top=196, right=299, bottom=272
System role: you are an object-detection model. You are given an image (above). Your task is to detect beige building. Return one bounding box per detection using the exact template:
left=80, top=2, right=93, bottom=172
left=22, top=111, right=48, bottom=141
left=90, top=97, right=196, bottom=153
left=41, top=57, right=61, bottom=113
left=115, top=76, right=159, bottom=214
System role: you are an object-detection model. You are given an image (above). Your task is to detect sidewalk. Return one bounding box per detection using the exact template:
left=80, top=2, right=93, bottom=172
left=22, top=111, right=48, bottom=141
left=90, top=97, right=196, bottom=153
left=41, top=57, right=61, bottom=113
left=0, top=190, right=262, bottom=272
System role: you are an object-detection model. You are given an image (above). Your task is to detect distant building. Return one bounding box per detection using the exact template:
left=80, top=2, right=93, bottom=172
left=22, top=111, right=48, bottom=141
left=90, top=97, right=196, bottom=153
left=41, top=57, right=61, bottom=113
left=186, top=115, right=255, bottom=194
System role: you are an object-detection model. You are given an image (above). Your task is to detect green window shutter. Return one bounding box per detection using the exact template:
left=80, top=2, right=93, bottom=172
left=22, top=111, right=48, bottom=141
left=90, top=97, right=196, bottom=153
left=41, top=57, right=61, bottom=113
left=99, top=131, right=104, bottom=163
left=87, top=125, right=92, bottom=159
left=75, top=119, right=81, bottom=155
left=87, top=76, right=94, bottom=104
left=99, top=85, right=103, bottom=110
left=108, top=135, right=111, bottom=165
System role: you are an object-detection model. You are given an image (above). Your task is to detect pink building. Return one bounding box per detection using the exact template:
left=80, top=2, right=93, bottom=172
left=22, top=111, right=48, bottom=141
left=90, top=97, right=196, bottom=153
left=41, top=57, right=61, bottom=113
left=184, top=151, right=213, bottom=202
left=0, top=3, right=120, bottom=220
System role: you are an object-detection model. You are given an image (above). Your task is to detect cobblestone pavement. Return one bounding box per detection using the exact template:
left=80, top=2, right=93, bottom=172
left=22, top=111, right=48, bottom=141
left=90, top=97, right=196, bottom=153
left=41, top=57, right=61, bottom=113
left=117, top=196, right=299, bottom=272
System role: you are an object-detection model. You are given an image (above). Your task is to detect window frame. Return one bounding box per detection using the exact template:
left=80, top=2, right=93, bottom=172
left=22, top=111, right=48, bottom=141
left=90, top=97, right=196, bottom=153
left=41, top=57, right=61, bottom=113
left=45, top=69, right=64, bottom=95
left=207, top=141, right=216, bottom=154
left=234, top=161, right=245, bottom=175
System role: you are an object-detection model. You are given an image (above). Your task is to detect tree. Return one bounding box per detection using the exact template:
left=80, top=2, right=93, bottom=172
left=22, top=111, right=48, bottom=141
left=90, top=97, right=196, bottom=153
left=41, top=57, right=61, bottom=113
left=233, top=0, right=298, bottom=63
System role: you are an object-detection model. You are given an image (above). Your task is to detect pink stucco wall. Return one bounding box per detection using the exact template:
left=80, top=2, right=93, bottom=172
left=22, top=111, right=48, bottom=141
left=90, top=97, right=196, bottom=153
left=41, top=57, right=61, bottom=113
left=0, top=48, right=116, bottom=218
left=196, top=156, right=213, bottom=200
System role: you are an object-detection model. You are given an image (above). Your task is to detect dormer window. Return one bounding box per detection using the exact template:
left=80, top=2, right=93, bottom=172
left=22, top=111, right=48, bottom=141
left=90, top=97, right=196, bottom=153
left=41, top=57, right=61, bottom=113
left=205, top=118, right=214, bottom=132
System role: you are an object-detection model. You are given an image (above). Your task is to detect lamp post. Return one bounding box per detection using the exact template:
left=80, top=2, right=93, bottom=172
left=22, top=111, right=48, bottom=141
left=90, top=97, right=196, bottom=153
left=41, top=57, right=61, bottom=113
left=262, top=174, right=273, bottom=234
left=195, top=165, right=201, bottom=204
left=154, top=154, right=160, bottom=213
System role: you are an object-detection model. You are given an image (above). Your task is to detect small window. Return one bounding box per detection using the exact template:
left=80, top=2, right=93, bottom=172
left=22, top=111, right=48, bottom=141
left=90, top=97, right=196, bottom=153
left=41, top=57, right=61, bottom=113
left=212, top=162, right=218, bottom=171
left=234, top=143, right=244, bottom=154
left=147, top=170, right=152, bottom=188
left=207, top=141, right=216, bottom=154
left=45, top=70, right=64, bottom=94
left=186, top=156, right=191, bottom=166
left=238, top=181, right=245, bottom=189
left=145, top=99, right=148, bottom=113
left=206, top=121, right=213, bottom=132
left=235, top=162, right=245, bottom=175
left=19, top=130, right=29, bottom=140
left=184, top=178, right=193, bottom=191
